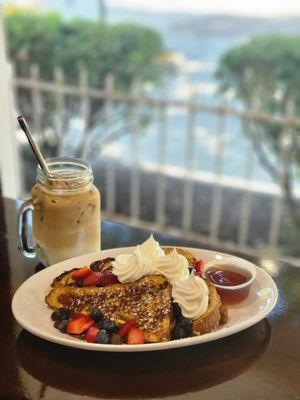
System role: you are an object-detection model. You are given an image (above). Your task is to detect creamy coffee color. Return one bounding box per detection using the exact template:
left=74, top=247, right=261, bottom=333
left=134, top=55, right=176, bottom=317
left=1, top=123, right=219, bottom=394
left=32, top=183, right=100, bottom=265
left=16, top=158, right=101, bottom=265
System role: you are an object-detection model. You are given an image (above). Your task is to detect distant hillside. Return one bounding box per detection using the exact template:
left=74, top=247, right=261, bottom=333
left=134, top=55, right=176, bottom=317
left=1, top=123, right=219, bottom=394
left=41, top=2, right=300, bottom=37
left=171, top=14, right=300, bottom=37
left=110, top=9, right=300, bottom=37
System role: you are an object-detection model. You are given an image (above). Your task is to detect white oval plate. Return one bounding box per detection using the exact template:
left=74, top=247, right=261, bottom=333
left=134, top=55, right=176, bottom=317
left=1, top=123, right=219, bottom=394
left=12, top=247, right=278, bottom=352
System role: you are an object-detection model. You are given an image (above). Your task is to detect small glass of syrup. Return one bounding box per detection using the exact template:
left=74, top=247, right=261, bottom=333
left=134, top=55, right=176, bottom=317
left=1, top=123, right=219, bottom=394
left=204, top=257, right=256, bottom=304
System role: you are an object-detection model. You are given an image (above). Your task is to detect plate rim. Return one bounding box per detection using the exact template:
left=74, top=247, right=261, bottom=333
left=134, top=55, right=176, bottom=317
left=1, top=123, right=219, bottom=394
left=12, top=246, right=278, bottom=352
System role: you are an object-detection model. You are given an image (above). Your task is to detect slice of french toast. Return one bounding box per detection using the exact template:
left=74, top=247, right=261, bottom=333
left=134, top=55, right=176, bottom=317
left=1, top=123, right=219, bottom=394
left=51, top=257, right=114, bottom=288
left=164, top=247, right=228, bottom=330
left=193, top=282, right=224, bottom=335
left=46, top=274, right=173, bottom=343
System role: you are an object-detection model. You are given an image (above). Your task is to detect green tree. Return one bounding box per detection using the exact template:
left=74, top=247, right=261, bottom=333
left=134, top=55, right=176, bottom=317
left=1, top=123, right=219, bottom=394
left=5, top=11, right=164, bottom=87
left=216, top=35, right=300, bottom=228
left=4, top=11, right=165, bottom=156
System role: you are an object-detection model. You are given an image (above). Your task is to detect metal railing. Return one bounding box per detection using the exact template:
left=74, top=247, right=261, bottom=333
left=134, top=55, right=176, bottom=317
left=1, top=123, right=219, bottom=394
left=11, top=64, right=300, bottom=259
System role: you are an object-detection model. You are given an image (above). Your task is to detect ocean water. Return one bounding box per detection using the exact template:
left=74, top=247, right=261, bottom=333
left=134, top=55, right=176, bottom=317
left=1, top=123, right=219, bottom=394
left=41, top=0, right=288, bottom=189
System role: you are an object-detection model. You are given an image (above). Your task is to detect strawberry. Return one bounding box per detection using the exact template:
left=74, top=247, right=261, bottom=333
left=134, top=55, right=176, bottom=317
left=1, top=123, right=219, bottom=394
left=194, top=259, right=206, bottom=277
left=66, top=314, right=94, bottom=334
left=82, top=272, right=102, bottom=287
left=85, top=326, right=100, bottom=343
left=71, top=266, right=92, bottom=280
left=83, top=271, right=119, bottom=287
left=98, top=271, right=119, bottom=287
left=119, top=320, right=136, bottom=337
left=127, top=327, right=145, bottom=344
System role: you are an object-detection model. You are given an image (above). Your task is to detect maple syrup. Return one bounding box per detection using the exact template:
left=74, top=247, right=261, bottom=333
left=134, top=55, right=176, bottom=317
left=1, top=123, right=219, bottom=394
left=206, top=266, right=250, bottom=304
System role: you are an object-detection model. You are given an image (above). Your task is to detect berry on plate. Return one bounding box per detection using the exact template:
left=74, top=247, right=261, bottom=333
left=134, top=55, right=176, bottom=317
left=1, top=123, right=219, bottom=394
left=82, top=271, right=119, bottom=287
left=96, top=330, right=111, bottom=344
left=51, top=307, right=70, bottom=321
left=71, top=266, right=92, bottom=280
left=101, top=318, right=118, bottom=333
left=193, top=259, right=205, bottom=277
left=66, top=314, right=94, bottom=334
left=90, top=310, right=103, bottom=322
left=97, top=271, right=119, bottom=286
left=119, top=319, right=136, bottom=337
left=83, top=272, right=102, bottom=287
left=85, top=326, right=100, bottom=343
left=111, top=333, right=123, bottom=345
left=127, top=327, right=145, bottom=344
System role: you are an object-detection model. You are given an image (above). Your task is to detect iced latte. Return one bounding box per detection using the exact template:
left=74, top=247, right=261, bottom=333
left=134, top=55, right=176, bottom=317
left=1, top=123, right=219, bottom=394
left=18, top=158, right=100, bottom=265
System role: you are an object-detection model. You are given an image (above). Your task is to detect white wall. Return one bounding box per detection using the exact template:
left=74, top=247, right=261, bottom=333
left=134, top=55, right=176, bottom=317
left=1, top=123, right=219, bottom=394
left=0, top=9, right=21, bottom=199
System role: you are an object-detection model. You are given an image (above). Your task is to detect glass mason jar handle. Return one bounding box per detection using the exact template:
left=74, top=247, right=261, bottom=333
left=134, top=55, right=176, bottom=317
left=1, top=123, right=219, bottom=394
left=17, top=199, right=36, bottom=258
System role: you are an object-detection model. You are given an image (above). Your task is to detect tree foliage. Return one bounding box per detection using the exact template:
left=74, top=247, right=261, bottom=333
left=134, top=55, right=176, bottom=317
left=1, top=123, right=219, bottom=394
left=5, top=11, right=164, bottom=88
left=216, top=35, right=300, bottom=227
left=4, top=11, right=165, bottom=157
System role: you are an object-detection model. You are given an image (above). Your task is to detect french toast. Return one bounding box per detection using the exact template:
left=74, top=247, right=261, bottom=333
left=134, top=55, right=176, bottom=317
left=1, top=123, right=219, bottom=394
left=193, top=282, right=224, bottom=334
left=46, top=274, right=173, bottom=342
left=51, top=258, right=114, bottom=287
left=163, top=248, right=227, bottom=331
left=46, top=248, right=227, bottom=343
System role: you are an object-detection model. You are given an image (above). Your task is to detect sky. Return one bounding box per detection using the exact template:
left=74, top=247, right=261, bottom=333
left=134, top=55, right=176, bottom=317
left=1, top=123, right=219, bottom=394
left=3, top=0, right=300, bottom=17
left=107, top=0, right=300, bottom=16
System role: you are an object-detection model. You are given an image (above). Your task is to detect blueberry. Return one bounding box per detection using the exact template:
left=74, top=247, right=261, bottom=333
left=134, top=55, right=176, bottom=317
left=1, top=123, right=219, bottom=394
left=90, top=310, right=103, bottom=322
left=178, top=316, right=193, bottom=330
left=173, top=303, right=182, bottom=320
left=171, top=314, right=193, bottom=340
left=172, top=325, right=190, bottom=340
left=101, top=318, right=118, bottom=333
left=51, top=308, right=70, bottom=321
left=96, top=330, right=111, bottom=344
left=58, top=319, right=68, bottom=333
left=111, top=333, right=123, bottom=345
left=54, top=320, right=61, bottom=329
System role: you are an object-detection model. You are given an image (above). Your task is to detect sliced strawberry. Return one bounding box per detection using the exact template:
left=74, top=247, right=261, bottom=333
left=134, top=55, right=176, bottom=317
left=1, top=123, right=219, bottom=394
left=83, top=271, right=102, bottom=287
left=83, top=271, right=119, bottom=287
left=194, top=259, right=206, bottom=277
left=119, top=320, right=136, bottom=337
left=71, top=266, right=92, bottom=280
left=97, top=271, right=119, bottom=287
left=127, top=327, right=145, bottom=344
left=85, top=326, right=100, bottom=343
left=73, top=312, right=86, bottom=318
left=66, top=315, right=94, bottom=334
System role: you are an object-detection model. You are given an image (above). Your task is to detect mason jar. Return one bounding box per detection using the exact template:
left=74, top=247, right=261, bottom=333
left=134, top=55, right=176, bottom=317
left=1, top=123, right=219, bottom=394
left=18, top=157, right=101, bottom=266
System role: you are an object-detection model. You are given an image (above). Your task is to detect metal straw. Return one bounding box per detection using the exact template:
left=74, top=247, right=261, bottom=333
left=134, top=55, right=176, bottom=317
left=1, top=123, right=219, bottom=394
left=17, top=115, right=51, bottom=175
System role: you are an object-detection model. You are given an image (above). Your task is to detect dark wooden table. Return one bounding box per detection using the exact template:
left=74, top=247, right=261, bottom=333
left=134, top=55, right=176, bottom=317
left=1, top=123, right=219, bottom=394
left=0, top=196, right=299, bottom=400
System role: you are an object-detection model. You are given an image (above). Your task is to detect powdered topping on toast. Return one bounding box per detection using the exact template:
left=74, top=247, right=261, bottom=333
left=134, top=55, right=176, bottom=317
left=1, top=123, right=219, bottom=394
left=172, top=271, right=209, bottom=319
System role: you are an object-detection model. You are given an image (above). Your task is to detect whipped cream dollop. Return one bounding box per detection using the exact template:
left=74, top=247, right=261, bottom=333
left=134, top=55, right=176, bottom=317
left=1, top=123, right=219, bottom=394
left=172, top=271, right=209, bottom=319
left=112, top=235, right=209, bottom=319
left=111, top=247, right=151, bottom=283
left=153, top=249, right=189, bottom=283
left=139, top=234, right=165, bottom=261
left=112, top=235, right=164, bottom=283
